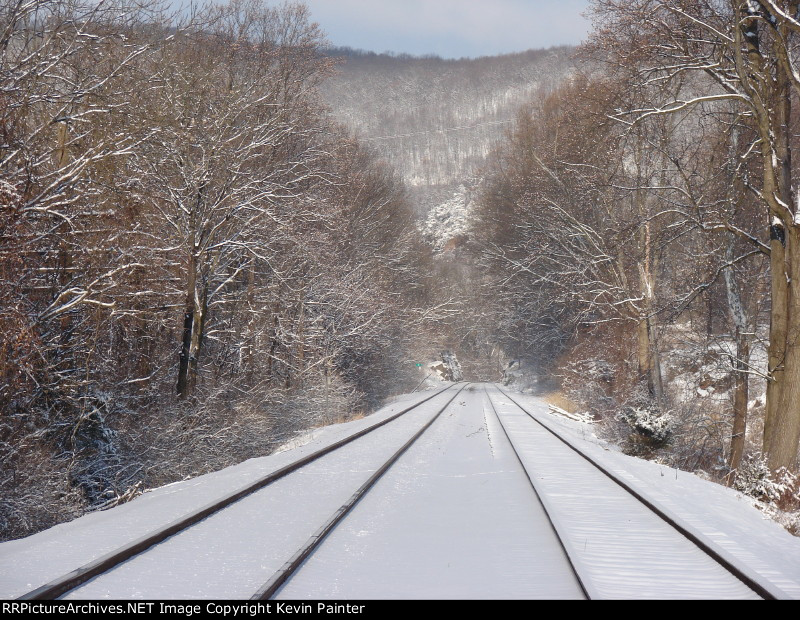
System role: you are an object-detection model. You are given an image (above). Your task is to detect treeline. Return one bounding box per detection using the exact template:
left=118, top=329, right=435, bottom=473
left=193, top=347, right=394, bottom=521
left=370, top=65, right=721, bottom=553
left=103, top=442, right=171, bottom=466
left=0, top=0, right=438, bottom=540
left=472, top=1, right=800, bottom=494
left=322, top=45, right=569, bottom=64
left=322, top=46, right=445, bottom=62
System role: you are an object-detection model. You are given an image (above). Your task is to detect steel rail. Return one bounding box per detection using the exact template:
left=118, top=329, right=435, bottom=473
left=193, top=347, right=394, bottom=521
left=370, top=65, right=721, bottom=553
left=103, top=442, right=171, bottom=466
left=491, top=384, right=790, bottom=600
left=20, top=383, right=460, bottom=600
left=482, top=384, right=593, bottom=599
left=251, top=383, right=469, bottom=600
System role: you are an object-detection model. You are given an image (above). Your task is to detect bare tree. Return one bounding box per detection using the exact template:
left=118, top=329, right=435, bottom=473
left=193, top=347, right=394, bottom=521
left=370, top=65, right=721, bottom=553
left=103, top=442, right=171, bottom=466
left=586, top=0, right=800, bottom=471
left=119, top=0, right=334, bottom=398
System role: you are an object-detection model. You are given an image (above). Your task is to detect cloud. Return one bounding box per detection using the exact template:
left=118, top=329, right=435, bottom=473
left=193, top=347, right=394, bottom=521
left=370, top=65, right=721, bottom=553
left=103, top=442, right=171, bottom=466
left=302, top=0, right=591, bottom=57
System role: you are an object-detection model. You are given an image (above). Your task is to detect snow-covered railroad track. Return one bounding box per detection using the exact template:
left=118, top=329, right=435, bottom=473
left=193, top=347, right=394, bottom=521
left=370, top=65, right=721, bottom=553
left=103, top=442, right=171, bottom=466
left=268, top=383, right=586, bottom=600
left=486, top=385, right=789, bottom=600
left=9, top=383, right=795, bottom=600
left=250, top=384, right=470, bottom=599
left=18, top=384, right=464, bottom=600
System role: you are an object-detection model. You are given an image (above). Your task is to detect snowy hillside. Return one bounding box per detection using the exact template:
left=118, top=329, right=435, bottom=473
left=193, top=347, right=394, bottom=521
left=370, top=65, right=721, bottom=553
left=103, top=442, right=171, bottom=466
left=321, top=47, right=575, bottom=188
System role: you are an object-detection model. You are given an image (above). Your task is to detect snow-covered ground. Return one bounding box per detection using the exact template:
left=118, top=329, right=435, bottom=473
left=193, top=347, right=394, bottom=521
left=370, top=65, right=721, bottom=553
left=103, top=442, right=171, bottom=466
left=1, top=383, right=798, bottom=600
left=0, top=387, right=450, bottom=599
left=500, top=388, right=800, bottom=599
left=418, top=184, right=472, bottom=253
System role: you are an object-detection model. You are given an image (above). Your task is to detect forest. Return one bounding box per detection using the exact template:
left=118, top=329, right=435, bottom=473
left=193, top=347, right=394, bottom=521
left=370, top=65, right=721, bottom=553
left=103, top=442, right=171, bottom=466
left=0, top=0, right=448, bottom=540
left=3, top=0, right=800, bottom=541
left=470, top=0, right=800, bottom=528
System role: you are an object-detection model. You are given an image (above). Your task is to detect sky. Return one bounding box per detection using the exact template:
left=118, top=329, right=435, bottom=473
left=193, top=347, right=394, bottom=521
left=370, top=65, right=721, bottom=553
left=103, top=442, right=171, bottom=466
left=298, top=0, right=593, bottom=59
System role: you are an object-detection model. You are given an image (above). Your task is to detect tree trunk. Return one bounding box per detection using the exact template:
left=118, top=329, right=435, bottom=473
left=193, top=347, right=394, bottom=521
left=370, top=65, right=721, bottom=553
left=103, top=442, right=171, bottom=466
left=637, top=317, right=652, bottom=389
left=637, top=313, right=663, bottom=403
left=241, top=261, right=256, bottom=381
left=762, top=43, right=793, bottom=465
left=295, top=293, right=305, bottom=388
left=268, top=310, right=279, bottom=384
left=187, top=278, right=207, bottom=396
left=54, top=121, right=69, bottom=169
left=177, top=254, right=197, bottom=399
left=764, top=52, right=792, bottom=456
left=637, top=225, right=664, bottom=404
left=764, top=221, right=787, bottom=452
left=633, top=142, right=664, bottom=405
left=769, top=224, right=800, bottom=471
left=176, top=305, right=193, bottom=399
left=728, top=329, right=750, bottom=474
left=648, top=316, right=664, bottom=403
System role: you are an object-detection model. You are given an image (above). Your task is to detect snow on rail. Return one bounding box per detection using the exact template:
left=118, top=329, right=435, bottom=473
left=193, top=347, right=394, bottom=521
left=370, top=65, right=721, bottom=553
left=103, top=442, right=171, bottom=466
left=0, top=386, right=455, bottom=599
left=492, top=386, right=800, bottom=599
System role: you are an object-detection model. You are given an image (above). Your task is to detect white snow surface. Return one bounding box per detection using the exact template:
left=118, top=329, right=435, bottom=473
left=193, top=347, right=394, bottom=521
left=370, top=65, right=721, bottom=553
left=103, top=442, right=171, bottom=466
left=0, top=387, right=449, bottom=599
left=494, top=388, right=800, bottom=599
left=275, top=385, right=583, bottom=599
left=418, top=185, right=472, bottom=252
left=1, top=383, right=799, bottom=600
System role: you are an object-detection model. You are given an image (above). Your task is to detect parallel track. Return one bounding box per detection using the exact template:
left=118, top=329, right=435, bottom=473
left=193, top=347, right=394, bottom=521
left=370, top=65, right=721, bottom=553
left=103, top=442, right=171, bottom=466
left=21, top=382, right=788, bottom=600
left=20, top=384, right=462, bottom=600
left=482, top=385, right=590, bottom=599
left=487, top=384, right=789, bottom=600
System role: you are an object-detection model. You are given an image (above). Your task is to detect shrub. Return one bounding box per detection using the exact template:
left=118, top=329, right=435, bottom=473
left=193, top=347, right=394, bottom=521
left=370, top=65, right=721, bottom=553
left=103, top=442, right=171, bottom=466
left=733, top=453, right=794, bottom=504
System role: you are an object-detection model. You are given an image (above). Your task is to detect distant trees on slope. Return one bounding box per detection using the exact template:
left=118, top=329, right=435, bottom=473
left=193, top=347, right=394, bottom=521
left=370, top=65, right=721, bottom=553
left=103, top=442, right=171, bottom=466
left=321, top=46, right=576, bottom=187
